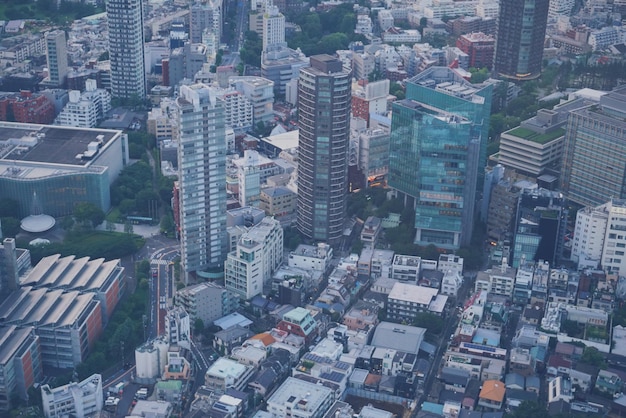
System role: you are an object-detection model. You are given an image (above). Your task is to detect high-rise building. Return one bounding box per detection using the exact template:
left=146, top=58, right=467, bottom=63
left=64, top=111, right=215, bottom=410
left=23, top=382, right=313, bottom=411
left=262, top=4, right=285, bottom=51
left=175, top=84, right=228, bottom=282
left=296, top=55, right=351, bottom=244
left=560, top=86, right=626, bottom=207
left=190, top=0, right=222, bottom=44
left=224, top=216, right=283, bottom=299
left=45, top=30, right=68, bottom=88
left=493, top=0, right=549, bottom=80
left=388, top=67, right=492, bottom=249
left=106, top=0, right=147, bottom=99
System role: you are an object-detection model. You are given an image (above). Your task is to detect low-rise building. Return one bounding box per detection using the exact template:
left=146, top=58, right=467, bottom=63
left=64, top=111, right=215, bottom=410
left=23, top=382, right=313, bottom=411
left=205, top=358, right=254, bottom=393
left=41, top=374, right=103, bottom=418
left=360, top=216, right=382, bottom=248
left=174, top=282, right=239, bottom=326
left=266, top=377, right=334, bottom=418
left=475, top=263, right=516, bottom=298
left=477, top=379, right=505, bottom=410
left=387, top=282, right=440, bottom=321
left=391, top=255, right=421, bottom=282
left=288, top=244, right=333, bottom=272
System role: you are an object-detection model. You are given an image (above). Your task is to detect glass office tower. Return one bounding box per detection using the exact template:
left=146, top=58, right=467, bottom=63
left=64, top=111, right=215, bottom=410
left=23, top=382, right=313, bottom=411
left=389, top=67, right=492, bottom=249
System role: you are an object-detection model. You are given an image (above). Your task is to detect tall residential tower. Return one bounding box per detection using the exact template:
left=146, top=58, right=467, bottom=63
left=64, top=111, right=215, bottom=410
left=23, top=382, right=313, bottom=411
left=296, top=55, right=351, bottom=244
left=175, top=84, right=228, bottom=282
left=493, top=0, right=549, bottom=80
left=106, top=0, right=147, bottom=99
left=388, top=67, right=492, bottom=249
left=45, top=30, right=68, bottom=88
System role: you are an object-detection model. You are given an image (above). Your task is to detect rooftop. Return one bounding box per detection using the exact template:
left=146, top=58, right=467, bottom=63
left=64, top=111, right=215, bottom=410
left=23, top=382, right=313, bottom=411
left=268, top=377, right=333, bottom=412
left=206, top=358, right=249, bottom=379
left=388, top=282, right=438, bottom=305
left=479, top=380, right=506, bottom=402
left=0, top=123, right=119, bottom=166
left=370, top=321, right=426, bottom=354
left=505, top=127, right=565, bottom=144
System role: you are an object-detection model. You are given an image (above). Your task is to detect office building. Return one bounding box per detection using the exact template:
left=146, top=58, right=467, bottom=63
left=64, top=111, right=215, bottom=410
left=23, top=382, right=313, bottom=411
left=174, top=282, right=239, bottom=326
left=296, top=55, right=351, bottom=244
left=388, top=67, right=492, bottom=249
left=190, top=0, right=222, bottom=44
left=560, top=86, right=626, bottom=207
left=358, top=127, right=390, bottom=188
left=267, top=377, right=334, bottom=418
left=351, top=79, right=390, bottom=124
left=106, top=0, right=147, bottom=99
left=224, top=217, right=283, bottom=299
left=0, top=122, right=128, bottom=218
left=262, top=4, right=285, bottom=52
left=0, top=326, right=42, bottom=411
left=174, top=84, right=228, bottom=281
left=45, top=30, right=68, bottom=88
left=0, top=91, right=55, bottom=125
left=512, top=188, right=567, bottom=268
left=261, top=46, right=308, bottom=96
left=41, top=374, right=103, bottom=418
left=493, top=0, right=549, bottom=80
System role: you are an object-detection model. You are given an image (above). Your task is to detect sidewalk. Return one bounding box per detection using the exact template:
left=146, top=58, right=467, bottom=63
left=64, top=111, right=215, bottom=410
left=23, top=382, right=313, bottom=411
left=96, top=222, right=160, bottom=238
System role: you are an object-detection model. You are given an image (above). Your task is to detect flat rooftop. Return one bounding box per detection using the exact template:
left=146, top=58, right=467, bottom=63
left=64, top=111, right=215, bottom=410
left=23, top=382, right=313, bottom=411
left=505, top=126, right=565, bottom=144
left=0, top=123, right=119, bottom=166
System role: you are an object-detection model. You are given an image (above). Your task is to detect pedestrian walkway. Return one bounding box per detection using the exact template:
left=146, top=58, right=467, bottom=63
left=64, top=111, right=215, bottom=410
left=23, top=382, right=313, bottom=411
left=96, top=222, right=160, bottom=238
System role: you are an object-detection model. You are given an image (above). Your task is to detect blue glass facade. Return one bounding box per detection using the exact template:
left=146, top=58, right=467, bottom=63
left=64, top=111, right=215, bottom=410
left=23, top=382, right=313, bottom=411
left=0, top=170, right=109, bottom=218
left=389, top=68, right=492, bottom=249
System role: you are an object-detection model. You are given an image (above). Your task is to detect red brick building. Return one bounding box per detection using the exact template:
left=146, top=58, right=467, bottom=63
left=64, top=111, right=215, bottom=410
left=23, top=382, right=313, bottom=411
left=0, top=91, right=55, bottom=124
left=456, top=32, right=496, bottom=70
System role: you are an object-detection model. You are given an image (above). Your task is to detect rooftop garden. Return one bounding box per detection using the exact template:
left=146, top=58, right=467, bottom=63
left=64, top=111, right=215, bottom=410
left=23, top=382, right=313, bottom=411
left=507, top=127, right=565, bottom=145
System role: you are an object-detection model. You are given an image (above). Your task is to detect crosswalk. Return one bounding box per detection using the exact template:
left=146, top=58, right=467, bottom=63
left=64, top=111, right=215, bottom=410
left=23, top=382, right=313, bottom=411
left=151, top=259, right=169, bottom=266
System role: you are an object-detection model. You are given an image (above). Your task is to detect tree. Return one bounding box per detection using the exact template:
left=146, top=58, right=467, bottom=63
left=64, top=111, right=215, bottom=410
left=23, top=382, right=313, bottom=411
left=0, top=198, right=20, bottom=218
left=124, top=221, right=134, bottom=234
left=412, top=312, right=444, bottom=335
left=73, top=202, right=105, bottom=227
left=581, top=346, right=606, bottom=368
left=504, top=401, right=554, bottom=418
left=194, top=318, right=205, bottom=336
left=1, top=217, right=20, bottom=238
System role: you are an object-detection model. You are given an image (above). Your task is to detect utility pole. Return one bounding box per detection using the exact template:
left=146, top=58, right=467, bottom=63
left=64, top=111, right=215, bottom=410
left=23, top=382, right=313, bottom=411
left=121, top=340, right=125, bottom=369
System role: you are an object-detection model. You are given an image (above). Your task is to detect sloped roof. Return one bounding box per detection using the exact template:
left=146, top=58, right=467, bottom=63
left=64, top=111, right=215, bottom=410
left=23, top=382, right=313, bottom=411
left=479, top=380, right=505, bottom=402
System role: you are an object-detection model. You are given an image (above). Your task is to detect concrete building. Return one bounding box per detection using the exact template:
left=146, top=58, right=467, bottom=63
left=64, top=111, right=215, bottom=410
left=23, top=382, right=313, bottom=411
left=135, top=337, right=169, bottom=382
left=205, top=358, right=254, bottom=393
left=229, top=77, right=275, bottom=125
left=475, top=262, right=516, bottom=297
left=261, top=46, right=308, bottom=96
left=391, top=254, right=421, bottom=282
left=190, top=0, right=221, bottom=44
left=20, top=254, right=125, bottom=323
left=174, top=282, right=239, bottom=326
left=262, top=4, right=285, bottom=52
left=55, top=80, right=112, bottom=128
left=572, top=199, right=626, bottom=274
left=0, top=288, right=102, bottom=368
left=164, top=307, right=191, bottom=349
left=224, top=216, right=283, bottom=299
left=388, top=67, right=492, bottom=249
left=174, top=84, right=228, bottom=281
left=456, top=32, right=495, bottom=70
left=276, top=307, right=318, bottom=344
left=106, top=0, right=146, bottom=99
left=561, top=86, right=626, bottom=207
left=387, top=282, right=440, bottom=321
left=297, top=55, right=351, bottom=244
left=357, top=127, right=390, bottom=188
left=493, top=0, right=548, bottom=80
left=0, top=122, right=128, bottom=218
left=41, top=374, right=103, bottom=418
left=0, top=326, right=42, bottom=411
left=260, top=186, right=297, bottom=217
left=45, top=30, right=68, bottom=88
left=267, top=377, right=334, bottom=418
left=288, top=244, right=332, bottom=272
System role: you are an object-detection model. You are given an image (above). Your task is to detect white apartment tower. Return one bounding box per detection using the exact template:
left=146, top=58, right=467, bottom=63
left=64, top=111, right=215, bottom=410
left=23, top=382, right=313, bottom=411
left=106, top=0, right=147, bottom=99
left=262, top=3, right=286, bottom=52
left=175, top=84, right=228, bottom=282
left=46, top=30, right=68, bottom=87
left=225, top=217, right=283, bottom=299
left=549, top=0, right=575, bottom=17
left=572, top=199, right=626, bottom=274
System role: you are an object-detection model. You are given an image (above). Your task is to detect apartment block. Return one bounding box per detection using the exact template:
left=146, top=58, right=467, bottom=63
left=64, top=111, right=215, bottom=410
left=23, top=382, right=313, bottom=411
left=41, top=374, right=103, bottom=418
left=174, top=282, right=239, bottom=326
left=0, top=326, right=42, bottom=411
